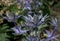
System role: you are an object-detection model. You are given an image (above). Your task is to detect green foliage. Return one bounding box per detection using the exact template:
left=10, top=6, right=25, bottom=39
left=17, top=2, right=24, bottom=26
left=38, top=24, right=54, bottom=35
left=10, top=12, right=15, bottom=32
left=38, top=24, right=48, bottom=31
left=0, top=33, right=9, bottom=41
left=0, top=24, right=9, bottom=33
left=54, top=1, right=60, bottom=8
left=0, top=24, right=10, bottom=41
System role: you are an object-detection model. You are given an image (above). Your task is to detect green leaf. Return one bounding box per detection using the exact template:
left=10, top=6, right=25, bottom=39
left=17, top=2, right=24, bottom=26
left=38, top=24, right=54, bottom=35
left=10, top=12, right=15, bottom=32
left=38, top=24, right=48, bottom=30
left=0, top=24, right=9, bottom=33
left=0, top=33, right=9, bottom=41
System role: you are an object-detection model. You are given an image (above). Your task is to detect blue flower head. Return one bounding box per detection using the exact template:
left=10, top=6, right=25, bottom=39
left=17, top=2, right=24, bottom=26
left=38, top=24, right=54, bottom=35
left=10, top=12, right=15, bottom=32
left=23, top=0, right=32, bottom=10
left=11, top=26, right=29, bottom=35
left=50, top=18, right=58, bottom=27
left=45, top=30, right=60, bottom=41
left=23, top=14, right=49, bottom=28
left=3, top=12, right=21, bottom=22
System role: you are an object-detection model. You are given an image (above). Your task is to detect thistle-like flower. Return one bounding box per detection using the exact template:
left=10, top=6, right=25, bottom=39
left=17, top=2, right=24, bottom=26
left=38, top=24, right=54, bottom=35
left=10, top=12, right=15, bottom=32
left=3, top=12, right=21, bottom=22
left=11, top=26, right=28, bottom=35
left=23, top=0, right=32, bottom=10
left=23, top=14, right=49, bottom=28
left=25, top=35, right=39, bottom=41
left=45, top=30, right=60, bottom=41
left=23, top=3, right=31, bottom=10
left=50, top=18, right=58, bottom=27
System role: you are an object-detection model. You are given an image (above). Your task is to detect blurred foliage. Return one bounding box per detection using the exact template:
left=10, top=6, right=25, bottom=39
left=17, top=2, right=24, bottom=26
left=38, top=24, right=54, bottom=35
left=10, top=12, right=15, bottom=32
left=54, top=1, right=60, bottom=8
left=0, top=0, right=22, bottom=16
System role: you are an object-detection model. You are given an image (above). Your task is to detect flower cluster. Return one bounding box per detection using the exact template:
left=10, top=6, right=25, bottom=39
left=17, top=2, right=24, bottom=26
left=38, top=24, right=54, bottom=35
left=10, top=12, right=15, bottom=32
left=0, top=0, right=60, bottom=41
left=10, top=13, right=60, bottom=41
left=2, top=0, right=59, bottom=41
left=45, top=18, right=60, bottom=41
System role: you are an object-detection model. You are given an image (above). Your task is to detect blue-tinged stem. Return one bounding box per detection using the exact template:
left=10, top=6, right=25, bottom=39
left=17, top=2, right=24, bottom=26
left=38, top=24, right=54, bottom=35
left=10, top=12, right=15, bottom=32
left=35, top=24, right=38, bottom=36
left=29, top=35, right=32, bottom=41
